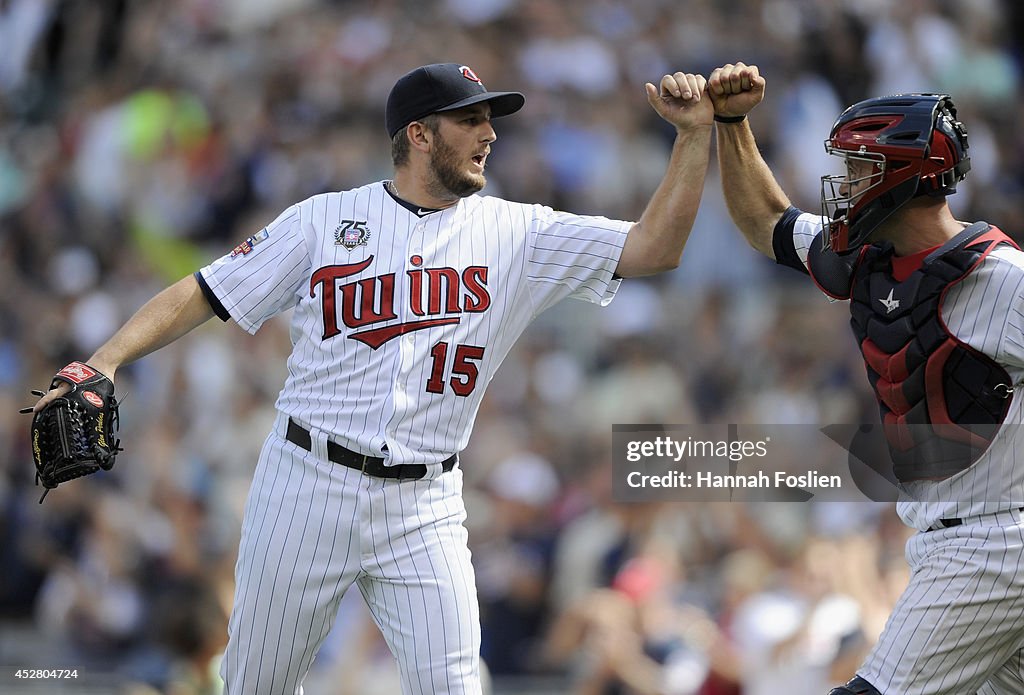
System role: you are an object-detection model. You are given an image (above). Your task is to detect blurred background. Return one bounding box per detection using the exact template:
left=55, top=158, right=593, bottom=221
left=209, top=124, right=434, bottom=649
left=1, top=0, right=1022, bottom=693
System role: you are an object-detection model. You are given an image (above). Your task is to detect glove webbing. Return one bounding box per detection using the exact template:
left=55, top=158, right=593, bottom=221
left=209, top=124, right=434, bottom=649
left=36, top=399, right=104, bottom=502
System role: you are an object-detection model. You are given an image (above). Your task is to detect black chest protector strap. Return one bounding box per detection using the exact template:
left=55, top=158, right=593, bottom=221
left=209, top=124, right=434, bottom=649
left=836, top=223, right=1017, bottom=481
left=807, top=222, right=1010, bottom=297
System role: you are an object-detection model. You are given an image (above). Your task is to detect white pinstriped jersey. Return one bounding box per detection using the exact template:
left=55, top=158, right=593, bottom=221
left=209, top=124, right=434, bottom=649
left=199, top=181, right=629, bottom=467
left=789, top=212, right=1024, bottom=530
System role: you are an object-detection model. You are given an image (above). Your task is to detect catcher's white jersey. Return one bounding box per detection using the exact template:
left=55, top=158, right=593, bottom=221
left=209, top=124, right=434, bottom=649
left=785, top=212, right=1024, bottom=694
left=788, top=212, right=1024, bottom=532
left=200, top=181, right=628, bottom=466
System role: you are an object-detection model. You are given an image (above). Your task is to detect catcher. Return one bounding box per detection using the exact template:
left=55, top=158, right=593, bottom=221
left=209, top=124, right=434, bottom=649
left=22, top=361, right=121, bottom=502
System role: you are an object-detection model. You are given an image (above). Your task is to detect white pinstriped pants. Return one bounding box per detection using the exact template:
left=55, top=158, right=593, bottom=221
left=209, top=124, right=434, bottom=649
left=858, top=510, right=1024, bottom=694
left=220, top=414, right=481, bottom=694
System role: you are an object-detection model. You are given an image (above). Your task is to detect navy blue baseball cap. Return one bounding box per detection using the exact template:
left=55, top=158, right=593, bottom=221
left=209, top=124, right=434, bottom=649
left=385, top=63, right=525, bottom=138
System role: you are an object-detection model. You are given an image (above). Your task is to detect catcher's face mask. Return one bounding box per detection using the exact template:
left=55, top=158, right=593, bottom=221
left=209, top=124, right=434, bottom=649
left=820, top=147, right=887, bottom=252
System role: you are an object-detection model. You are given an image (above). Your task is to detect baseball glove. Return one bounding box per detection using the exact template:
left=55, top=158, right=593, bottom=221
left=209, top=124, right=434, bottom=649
left=21, top=362, right=121, bottom=503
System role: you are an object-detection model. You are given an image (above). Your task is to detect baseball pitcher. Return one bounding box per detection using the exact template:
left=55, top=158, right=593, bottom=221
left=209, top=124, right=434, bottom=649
left=26, top=62, right=714, bottom=694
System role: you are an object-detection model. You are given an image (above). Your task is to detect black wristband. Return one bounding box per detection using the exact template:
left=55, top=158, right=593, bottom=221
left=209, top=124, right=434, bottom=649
left=714, top=113, right=747, bottom=123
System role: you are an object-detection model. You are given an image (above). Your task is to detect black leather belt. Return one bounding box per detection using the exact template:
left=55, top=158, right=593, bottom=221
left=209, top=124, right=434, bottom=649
left=928, top=508, right=1024, bottom=532
left=285, top=418, right=456, bottom=480
left=929, top=517, right=963, bottom=531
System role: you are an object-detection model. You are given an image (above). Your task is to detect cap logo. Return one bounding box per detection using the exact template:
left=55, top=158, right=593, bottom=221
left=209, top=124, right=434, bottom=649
left=459, top=66, right=482, bottom=84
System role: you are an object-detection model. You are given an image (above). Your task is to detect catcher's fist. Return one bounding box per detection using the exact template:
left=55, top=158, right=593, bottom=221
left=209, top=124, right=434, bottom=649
left=21, top=362, right=121, bottom=502
left=708, top=62, right=765, bottom=120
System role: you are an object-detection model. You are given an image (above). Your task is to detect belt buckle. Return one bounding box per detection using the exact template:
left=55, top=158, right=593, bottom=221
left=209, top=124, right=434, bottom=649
left=360, top=455, right=371, bottom=474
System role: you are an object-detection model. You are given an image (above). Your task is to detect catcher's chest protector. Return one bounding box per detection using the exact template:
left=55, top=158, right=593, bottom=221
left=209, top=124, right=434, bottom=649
left=813, top=224, right=1017, bottom=482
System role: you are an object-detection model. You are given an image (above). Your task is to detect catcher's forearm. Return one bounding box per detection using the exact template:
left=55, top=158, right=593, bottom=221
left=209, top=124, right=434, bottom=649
left=616, top=124, right=713, bottom=278
left=716, top=119, right=791, bottom=259
left=89, top=274, right=215, bottom=377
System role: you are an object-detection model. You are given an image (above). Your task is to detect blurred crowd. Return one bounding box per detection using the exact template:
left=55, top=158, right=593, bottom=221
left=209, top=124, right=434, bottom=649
left=1, top=0, right=1022, bottom=693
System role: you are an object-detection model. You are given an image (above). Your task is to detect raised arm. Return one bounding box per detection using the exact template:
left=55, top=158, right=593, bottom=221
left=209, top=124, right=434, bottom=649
left=615, top=71, right=714, bottom=278
left=708, top=62, right=791, bottom=259
left=33, top=274, right=215, bottom=411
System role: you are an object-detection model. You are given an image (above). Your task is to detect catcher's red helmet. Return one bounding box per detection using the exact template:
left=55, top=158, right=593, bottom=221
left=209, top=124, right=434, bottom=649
left=821, top=94, right=971, bottom=253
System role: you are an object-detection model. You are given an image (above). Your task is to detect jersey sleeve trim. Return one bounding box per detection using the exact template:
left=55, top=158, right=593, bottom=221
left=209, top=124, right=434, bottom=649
left=772, top=205, right=810, bottom=275
left=196, top=264, right=262, bottom=334
left=193, top=271, right=231, bottom=322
